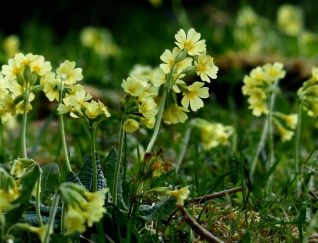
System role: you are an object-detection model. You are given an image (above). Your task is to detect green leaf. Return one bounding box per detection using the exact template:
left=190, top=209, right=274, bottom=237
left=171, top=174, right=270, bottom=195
left=110, top=205, right=141, bottom=242
left=139, top=196, right=177, bottom=221
left=78, top=154, right=94, bottom=191
left=104, top=147, right=127, bottom=210
left=65, top=171, right=83, bottom=185
left=78, top=152, right=107, bottom=191
left=28, top=201, right=62, bottom=216
left=22, top=212, right=50, bottom=226
left=5, top=165, right=40, bottom=226
left=41, top=163, right=60, bottom=202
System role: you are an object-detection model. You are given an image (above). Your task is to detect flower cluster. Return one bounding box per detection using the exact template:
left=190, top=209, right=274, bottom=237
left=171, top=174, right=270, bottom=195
left=58, top=183, right=108, bottom=235
left=120, top=28, right=219, bottom=131
left=80, top=26, right=120, bottom=59
left=132, top=148, right=173, bottom=195
left=297, top=67, right=318, bottom=122
left=154, top=28, right=218, bottom=124
left=242, top=62, right=298, bottom=142
left=120, top=65, right=159, bottom=133
left=242, top=62, right=286, bottom=117
left=46, top=60, right=111, bottom=122
left=193, top=118, right=235, bottom=150
left=0, top=53, right=51, bottom=121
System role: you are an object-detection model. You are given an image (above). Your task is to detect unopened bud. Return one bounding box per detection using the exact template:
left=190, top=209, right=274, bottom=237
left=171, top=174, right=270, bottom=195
left=174, top=50, right=188, bottom=63
left=182, top=66, right=197, bottom=75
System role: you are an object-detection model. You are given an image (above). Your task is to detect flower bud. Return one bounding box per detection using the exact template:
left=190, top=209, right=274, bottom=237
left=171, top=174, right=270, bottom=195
left=31, top=85, right=44, bottom=94
left=181, top=66, right=197, bottom=75
left=174, top=50, right=188, bottom=63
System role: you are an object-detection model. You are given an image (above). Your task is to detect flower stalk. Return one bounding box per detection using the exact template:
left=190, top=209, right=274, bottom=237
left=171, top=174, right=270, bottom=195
left=113, top=119, right=125, bottom=206
left=90, top=122, right=98, bottom=192
left=58, top=79, right=72, bottom=172
left=146, top=88, right=168, bottom=153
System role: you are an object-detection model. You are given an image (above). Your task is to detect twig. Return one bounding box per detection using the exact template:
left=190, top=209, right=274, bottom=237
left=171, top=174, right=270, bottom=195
left=190, top=187, right=243, bottom=204
left=177, top=204, right=224, bottom=243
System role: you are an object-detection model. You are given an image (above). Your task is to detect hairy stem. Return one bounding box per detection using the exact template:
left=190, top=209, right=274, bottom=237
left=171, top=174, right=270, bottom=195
left=113, top=119, right=124, bottom=206
left=35, top=167, right=43, bottom=226
left=90, top=123, right=98, bottom=192
left=146, top=88, right=168, bottom=153
left=44, top=192, right=60, bottom=243
left=21, top=93, right=29, bottom=158
left=175, top=121, right=193, bottom=172
left=58, top=81, right=72, bottom=172
left=295, top=101, right=302, bottom=196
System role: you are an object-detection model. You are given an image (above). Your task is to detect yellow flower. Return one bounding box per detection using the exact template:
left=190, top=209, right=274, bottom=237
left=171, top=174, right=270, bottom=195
left=141, top=117, right=155, bottom=129
left=163, top=104, right=188, bottom=124
left=277, top=4, right=303, bottom=36
left=3, top=35, right=20, bottom=58
left=175, top=28, right=206, bottom=56
left=139, top=98, right=157, bottom=118
left=181, top=81, right=209, bottom=111
left=123, top=118, right=139, bottom=133
left=40, top=71, right=55, bottom=85
left=311, top=67, right=318, bottom=81
left=165, top=186, right=190, bottom=205
left=0, top=187, right=20, bottom=212
left=2, top=95, right=17, bottom=116
left=64, top=206, right=87, bottom=235
left=276, top=123, right=294, bottom=142
left=152, top=68, right=185, bottom=93
left=69, top=90, right=93, bottom=107
left=14, top=53, right=38, bottom=67
left=247, top=88, right=267, bottom=105
left=84, top=100, right=101, bottom=119
left=43, top=78, right=60, bottom=101
left=29, top=55, right=52, bottom=76
left=248, top=102, right=269, bottom=117
left=194, top=53, right=218, bottom=82
left=29, top=224, right=52, bottom=242
left=83, top=189, right=107, bottom=227
left=159, top=47, right=192, bottom=74
left=1, top=57, right=23, bottom=80
left=263, top=62, right=286, bottom=83
left=98, top=100, right=111, bottom=118
left=121, top=76, right=145, bottom=97
left=56, top=60, right=83, bottom=85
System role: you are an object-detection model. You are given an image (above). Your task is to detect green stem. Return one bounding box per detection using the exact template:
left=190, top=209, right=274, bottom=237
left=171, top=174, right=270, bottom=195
left=113, top=119, right=125, bottom=206
left=35, top=166, right=43, bottom=226
left=21, top=93, right=29, bottom=158
left=58, top=81, right=72, bottom=172
left=146, top=88, right=168, bottom=153
left=250, top=118, right=269, bottom=176
left=90, top=122, right=98, bottom=192
left=266, top=82, right=279, bottom=196
left=44, top=192, right=60, bottom=243
left=295, top=101, right=302, bottom=195
left=175, top=121, right=194, bottom=172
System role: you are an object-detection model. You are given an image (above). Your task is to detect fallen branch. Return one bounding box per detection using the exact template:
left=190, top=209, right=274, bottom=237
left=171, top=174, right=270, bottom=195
left=190, top=187, right=243, bottom=204
left=177, top=203, right=224, bottom=243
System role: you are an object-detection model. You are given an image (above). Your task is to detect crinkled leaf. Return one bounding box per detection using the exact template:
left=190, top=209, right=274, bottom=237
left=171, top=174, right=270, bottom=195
left=78, top=152, right=107, bottom=191
left=28, top=201, right=62, bottom=216
left=41, top=163, right=59, bottom=202
left=104, top=147, right=127, bottom=210
left=22, top=212, right=50, bottom=226
left=65, top=171, right=83, bottom=185
left=139, top=196, right=177, bottom=221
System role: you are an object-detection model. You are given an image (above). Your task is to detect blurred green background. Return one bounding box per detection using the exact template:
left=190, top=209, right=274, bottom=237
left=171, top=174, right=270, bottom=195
left=1, top=0, right=318, bottom=109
